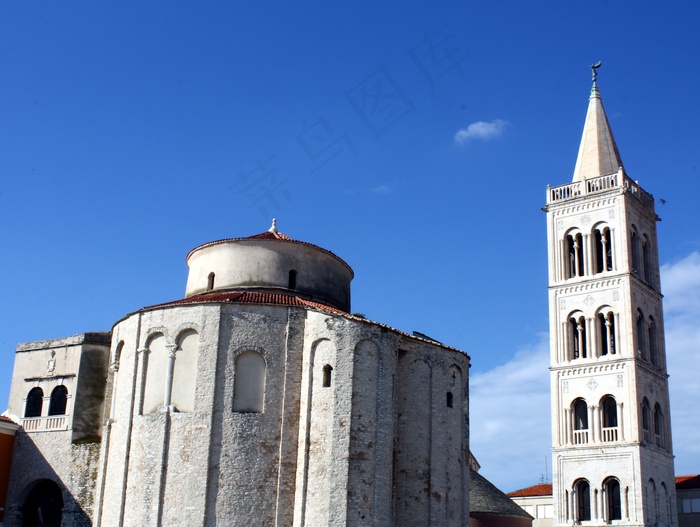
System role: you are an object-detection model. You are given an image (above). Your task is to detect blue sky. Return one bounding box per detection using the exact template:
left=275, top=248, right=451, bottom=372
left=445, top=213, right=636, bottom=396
left=1, top=1, right=699, bottom=492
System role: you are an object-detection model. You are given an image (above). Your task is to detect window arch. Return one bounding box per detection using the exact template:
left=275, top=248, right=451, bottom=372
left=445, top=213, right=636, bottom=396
left=233, top=350, right=266, bottom=413
left=568, top=312, right=588, bottom=359
left=207, top=272, right=215, bottom=291
left=604, top=477, right=622, bottom=521
left=25, top=387, right=44, bottom=418
left=572, top=398, right=589, bottom=444
left=636, top=309, right=647, bottom=359
left=594, top=224, right=613, bottom=274
left=288, top=269, right=297, bottom=290
left=601, top=395, right=618, bottom=442
left=648, top=316, right=659, bottom=367
left=575, top=479, right=591, bottom=521
left=597, top=308, right=616, bottom=356
left=48, top=385, right=68, bottom=416
left=653, top=403, right=664, bottom=448
left=322, top=364, right=332, bottom=388
left=565, top=231, right=585, bottom=278
left=642, top=398, right=651, bottom=443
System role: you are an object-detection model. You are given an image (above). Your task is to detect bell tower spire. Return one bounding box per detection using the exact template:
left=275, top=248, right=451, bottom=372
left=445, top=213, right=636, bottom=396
left=544, top=67, right=677, bottom=526
left=572, top=62, right=624, bottom=182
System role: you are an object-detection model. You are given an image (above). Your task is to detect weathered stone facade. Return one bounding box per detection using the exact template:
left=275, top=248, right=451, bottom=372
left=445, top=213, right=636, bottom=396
left=3, top=226, right=471, bottom=526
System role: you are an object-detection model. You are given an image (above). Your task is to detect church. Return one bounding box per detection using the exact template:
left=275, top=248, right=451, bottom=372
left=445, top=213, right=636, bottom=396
left=0, top=70, right=683, bottom=526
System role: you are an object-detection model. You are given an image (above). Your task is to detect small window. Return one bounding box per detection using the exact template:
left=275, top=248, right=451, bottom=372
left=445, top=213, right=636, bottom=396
left=288, top=269, right=297, bottom=290
left=207, top=272, right=215, bottom=291
left=25, top=387, right=44, bottom=418
left=446, top=391, right=454, bottom=408
left=48, top=385, right=68, bottom=416
left=322, top=364, right=332, bottom=388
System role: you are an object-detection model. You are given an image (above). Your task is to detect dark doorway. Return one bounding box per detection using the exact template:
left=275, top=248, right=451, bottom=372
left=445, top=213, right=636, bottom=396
left=23, top=480, right=63, bottom=527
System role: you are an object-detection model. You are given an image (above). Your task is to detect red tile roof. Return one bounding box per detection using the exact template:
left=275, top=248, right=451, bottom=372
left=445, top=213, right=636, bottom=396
left=507, top=483, right=552, bottom=498
left=676, top=475, right=700, bottom=489
left=143, top=289, right=347, bottom=315
left=245, top=230, right=293, bottom=241
left=0, top=416, right=17, bottom=424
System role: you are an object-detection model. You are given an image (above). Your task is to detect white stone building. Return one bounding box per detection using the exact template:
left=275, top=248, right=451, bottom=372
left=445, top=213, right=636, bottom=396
left=543, top=74, right=677, bottom=526
left=2, top=223, right=471, bottom=526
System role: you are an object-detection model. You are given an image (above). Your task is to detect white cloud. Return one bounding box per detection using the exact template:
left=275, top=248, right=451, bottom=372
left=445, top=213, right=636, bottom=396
left=454, top=119, right=509, bottom=145
left=369, top=184, right=392, bottom=195
left=470, top=251, right=700, bottom=493
left=470, top=334, right=551, bottom=493
left=662, top=252, right=700, bottom=472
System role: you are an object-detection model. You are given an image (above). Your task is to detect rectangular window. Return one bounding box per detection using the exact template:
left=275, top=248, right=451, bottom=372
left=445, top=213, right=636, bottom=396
left=693, top=498, right=700, bottom=513
left=537, top=504, right=553, bottom=518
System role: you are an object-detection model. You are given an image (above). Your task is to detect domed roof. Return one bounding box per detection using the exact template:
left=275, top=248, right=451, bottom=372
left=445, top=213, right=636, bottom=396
left=184, top=220, right=354, bottom=312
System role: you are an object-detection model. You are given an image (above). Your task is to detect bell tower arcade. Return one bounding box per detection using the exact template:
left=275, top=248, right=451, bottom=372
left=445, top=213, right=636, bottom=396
left=544, top=68, right=677, bottom=526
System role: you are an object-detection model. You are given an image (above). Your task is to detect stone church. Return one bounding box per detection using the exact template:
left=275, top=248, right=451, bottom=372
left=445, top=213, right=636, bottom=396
left=0, top=71, right=681, bottom=527
left=2, top=222, right=471, bottom=526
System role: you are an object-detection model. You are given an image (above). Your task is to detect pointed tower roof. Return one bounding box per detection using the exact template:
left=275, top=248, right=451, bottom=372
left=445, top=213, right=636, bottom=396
left=572, top=73, right=623, bottom=182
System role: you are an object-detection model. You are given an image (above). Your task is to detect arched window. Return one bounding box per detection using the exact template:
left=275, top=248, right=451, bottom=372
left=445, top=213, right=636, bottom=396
left=573, top=398, right=588, bottom=444
left=48, top=386, right=68, bottom=416
left=636, top=309, right=647, bottom=359
left=25, top=387, right=44, bottom=418
left=233, top=351, right=266, bottom=413
left=597, top=309, right=616, bottom=356
left=653, top=403, right=664, bottom=448
left=575, top=479, right=591, bottom=521
left=288, top=269, right=297, bottom=290
left=207, top=272, right=215, bottom=291
left=631, top=226, right=641, bottom=276
left=642, top=398, right=651, bottom=443
left=565, top=232, right=585, bottom=278
left=569, top=313, right=587, bottom=359
left=594, top=226, right=613, bottom=274
left=642, top=235, right=653, bottom=285
left=601, top=395, right=618, bottom=442
left=604, top=478, right=622, bottom=521
left=322, top=364, right=332, bottom=388
left=171, top=330, right=199, bottom=413
left=648, top=316, right=659, bottom=367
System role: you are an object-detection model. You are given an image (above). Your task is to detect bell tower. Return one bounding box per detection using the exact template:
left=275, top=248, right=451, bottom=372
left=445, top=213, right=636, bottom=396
left=544, top=67, right=677, bottom=526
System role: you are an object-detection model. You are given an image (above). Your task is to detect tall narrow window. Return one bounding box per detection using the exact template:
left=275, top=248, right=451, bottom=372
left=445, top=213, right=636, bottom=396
left=576, top=480, right=591, bottom=521
left=636, top=309, right=647, bottom=359
left=605, top=478, right=622, bottom=521
left=573, top=398, right=588, bottom=444
left=48, top=385, right=68, bottom=416
left=642, top=398, right=651, bottom=443
left=233, top=351, right=266, bottom=413
left=569, top=314, right=587, bottom=359
left=631, top=227, right=641, bottom=276
left=648, top=317, right=659, bottom=367
left=25, top=387, right=44, bottom=418
left=446, top=391, right=454, bottom=408
left=322, top=364, right=333, bottom=388
left=601, top=395, right=618, bottom=442
left=643, top=235, right=653, bottom=285
left=207, top=272, right=215, bottom=291
left=594, top=227, right=612, bottom=274
left=566, top=232, right=584, bottom=278
left=597, top=310, right=616, bottom=356
left=653, top=404, right=664, bottom=448
left=288, top=269, right=297, bottom=290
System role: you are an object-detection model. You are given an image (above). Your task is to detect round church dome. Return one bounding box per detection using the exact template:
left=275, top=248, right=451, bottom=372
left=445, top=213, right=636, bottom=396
left=184, top=220, right=354, bottom=312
